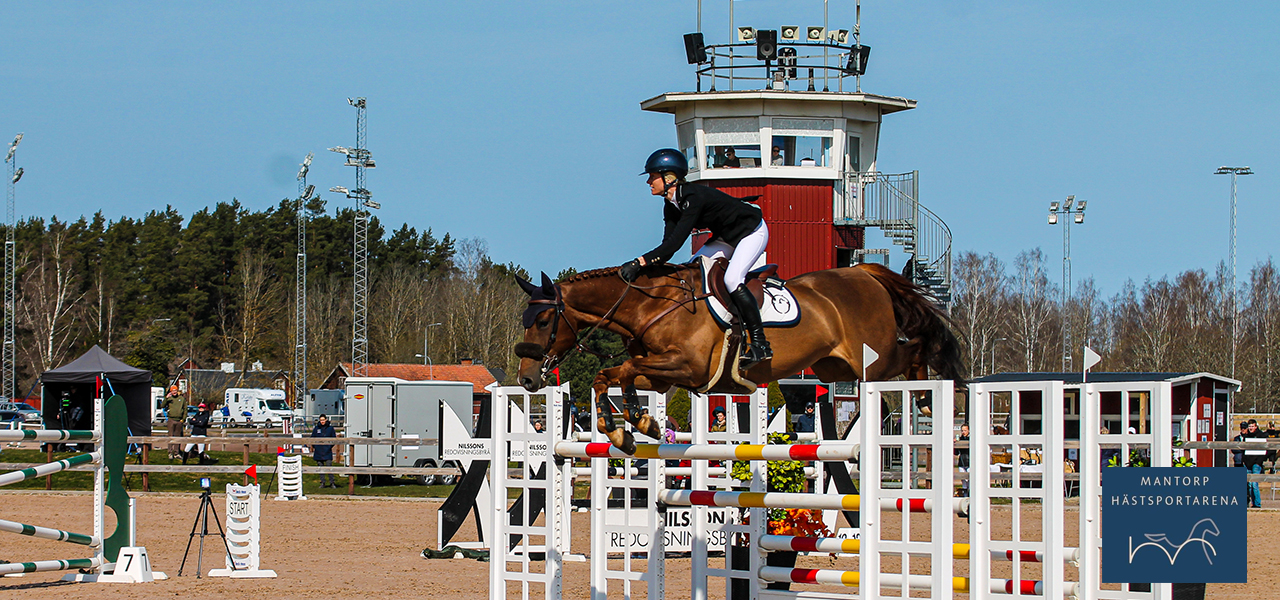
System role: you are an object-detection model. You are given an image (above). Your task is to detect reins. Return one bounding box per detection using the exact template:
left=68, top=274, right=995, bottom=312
left=526, top=268, right=709, bottom=379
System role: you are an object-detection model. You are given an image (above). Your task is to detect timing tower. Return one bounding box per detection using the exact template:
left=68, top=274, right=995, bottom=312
left=642, top=16, right=951, bottom=302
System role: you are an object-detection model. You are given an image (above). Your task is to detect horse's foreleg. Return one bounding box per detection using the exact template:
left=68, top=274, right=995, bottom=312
left=620, top=383, right=663, bottom=441
left=592, top=372, right=636, bottom=455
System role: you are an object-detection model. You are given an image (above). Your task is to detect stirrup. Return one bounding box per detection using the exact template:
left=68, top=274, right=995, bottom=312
left=739, top=341, right=772, bottom=369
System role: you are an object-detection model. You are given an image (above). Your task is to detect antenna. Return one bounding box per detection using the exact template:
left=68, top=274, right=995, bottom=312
left=855, top=0, right=863, bottom=92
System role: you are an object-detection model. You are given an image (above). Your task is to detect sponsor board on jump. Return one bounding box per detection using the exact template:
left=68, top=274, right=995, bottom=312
left=604, top=507, right=730, bottom=552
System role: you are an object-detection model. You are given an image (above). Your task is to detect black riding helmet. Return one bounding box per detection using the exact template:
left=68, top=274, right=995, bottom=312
left=642, top=148, right=689, bottom=179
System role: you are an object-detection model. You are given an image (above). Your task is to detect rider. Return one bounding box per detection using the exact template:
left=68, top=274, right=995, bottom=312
left=620, top=148, right=773, bottom=368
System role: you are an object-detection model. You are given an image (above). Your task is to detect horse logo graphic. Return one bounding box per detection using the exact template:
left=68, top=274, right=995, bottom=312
left=1128, top=518, right=1220, bottom=565
left=770, top=291, right=792, bottom=313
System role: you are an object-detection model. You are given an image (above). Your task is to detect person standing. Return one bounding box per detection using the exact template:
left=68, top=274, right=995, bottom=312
left=184, top=403, right=218, bottom=465
left=1232, top=422, right=1247, bottom=468
left=1244, top=419, right=1266, bottom=508
left=311, top=414, right=337, bottom=488
left=955, top=423, right=971, bottom=497
left=710, top=407, right=727, bottom=433
left=162, top=385, right=186, bottom=460
left=795, top=403, right=816, bottom=433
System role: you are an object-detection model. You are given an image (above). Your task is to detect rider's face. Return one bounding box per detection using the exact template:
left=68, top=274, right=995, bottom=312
left=647, top=173, right=665, bottom=196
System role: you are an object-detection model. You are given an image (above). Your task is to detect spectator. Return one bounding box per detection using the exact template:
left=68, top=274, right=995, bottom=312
left=1232, top=422, right=1247, bottom=468
left=795, top=403, right=816, bottom=433
left=723, top=147, right=741, bottom=168
left=311, top=414, right=337, bottom=488
left=1099, top=427, right=1120, bottom=468
left=711, top=407, right=727, bottom=432
left=1244, top=419, right=1266, bottom=508
left=183, top=403, right=218, bottom=465
left=955, top=423, right=970, bottom=497
left=770, top=146, right=784, bottom=166
left=1266, top=421, right=1279, bottom=474
left=162, top=385, right=186, bottom=460
left=532, top=419, right=545, bottom=433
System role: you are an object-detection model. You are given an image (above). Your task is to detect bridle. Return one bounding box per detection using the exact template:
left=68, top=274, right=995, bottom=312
left=524, top=282, right=631, bottom=383
left=522, top=269, right=712, bottom=384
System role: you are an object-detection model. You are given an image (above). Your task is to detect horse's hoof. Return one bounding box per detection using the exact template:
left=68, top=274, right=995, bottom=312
left=614, top=431, right=637, bottom=455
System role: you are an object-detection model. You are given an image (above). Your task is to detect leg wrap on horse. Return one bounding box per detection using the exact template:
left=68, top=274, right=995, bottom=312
left=730, top=285, right=772, bottom=369
left=597, top=397, right=617, bottom=432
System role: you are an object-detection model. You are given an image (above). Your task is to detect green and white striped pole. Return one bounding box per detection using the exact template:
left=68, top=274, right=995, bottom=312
left=0, top=517, right=101, bottom=547
left=0, top=451, right=101, bottom=487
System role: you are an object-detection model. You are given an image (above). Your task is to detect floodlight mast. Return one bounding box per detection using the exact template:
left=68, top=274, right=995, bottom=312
left=294, top=152, right=313, bottom=409
left=335, top=98, right=375, bottom=377
left=1048, top=196, right=1087, bottom=371
left=3, top=133, right=20, bottom=400
left=1215, top=166, right=1253, bottom=380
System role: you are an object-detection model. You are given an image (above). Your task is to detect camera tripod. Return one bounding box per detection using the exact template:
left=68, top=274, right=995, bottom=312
left=177, top=487, right=237, bottom=577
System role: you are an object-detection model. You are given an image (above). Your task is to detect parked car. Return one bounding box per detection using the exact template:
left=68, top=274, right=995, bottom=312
left=0, top=410, right=26, bottom=429
left=0, top=401, right=43, bottom=424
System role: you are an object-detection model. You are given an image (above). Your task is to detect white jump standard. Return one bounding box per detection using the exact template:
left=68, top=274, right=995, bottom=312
left=0, top=394, right=164, bottom=583
left=489, top=376, right=1179, bottom=599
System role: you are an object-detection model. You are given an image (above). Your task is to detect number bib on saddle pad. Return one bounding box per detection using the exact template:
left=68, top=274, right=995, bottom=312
left=696, top=256, right=802, bottom=329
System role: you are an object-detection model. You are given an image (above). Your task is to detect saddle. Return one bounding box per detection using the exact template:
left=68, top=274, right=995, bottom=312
left=705, top=258, right=782, bottom=312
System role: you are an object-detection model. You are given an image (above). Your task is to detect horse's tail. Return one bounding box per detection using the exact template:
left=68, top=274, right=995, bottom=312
left=854, top=263, right=967, bottom=385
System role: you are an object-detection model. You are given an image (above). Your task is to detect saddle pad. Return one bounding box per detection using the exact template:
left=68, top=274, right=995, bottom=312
left=698, top=258, right=801, bottom=329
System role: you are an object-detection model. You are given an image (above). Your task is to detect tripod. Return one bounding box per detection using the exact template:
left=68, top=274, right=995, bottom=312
left=177, top=487, right=237, bottom=578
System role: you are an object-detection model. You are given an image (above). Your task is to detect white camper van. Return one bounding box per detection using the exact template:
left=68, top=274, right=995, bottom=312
left=216, top=388, right=293, bottom=427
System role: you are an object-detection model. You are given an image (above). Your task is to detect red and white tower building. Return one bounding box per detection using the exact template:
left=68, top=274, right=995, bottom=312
left=641, top=20, right=951, bottom=304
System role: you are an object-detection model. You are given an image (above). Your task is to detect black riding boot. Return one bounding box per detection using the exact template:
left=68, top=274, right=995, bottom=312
left=729, top=285, right=772, bottom=369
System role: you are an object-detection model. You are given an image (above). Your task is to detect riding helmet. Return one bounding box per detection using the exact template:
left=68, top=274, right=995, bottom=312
left=642, top=148, right=689, bottom=179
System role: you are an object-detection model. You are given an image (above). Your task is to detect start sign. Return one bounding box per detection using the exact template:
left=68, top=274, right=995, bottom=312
left=1101, top=467, right=1246, bottom=583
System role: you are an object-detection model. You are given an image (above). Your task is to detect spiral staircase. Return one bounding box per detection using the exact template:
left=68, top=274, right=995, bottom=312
left=835, top=171, right=952, bottom=305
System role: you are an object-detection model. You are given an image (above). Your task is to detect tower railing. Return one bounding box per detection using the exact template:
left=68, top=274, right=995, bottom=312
left=836, top=170, right=952, bottom=304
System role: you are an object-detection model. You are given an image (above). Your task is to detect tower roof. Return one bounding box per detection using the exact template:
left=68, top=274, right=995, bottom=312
left=640, top=90, right=916, bottom=115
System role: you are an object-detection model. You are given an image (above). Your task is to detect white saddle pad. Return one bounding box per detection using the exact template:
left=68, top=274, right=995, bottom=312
left=697, top=257, right=801, bottom=329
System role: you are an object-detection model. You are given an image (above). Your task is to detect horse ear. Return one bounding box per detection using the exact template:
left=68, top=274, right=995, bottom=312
left=516, top=276, right=540, bottom=297
left=540, top=272, right=556, bottom=296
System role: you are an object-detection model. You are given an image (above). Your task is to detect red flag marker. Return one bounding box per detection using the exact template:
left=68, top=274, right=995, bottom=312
left=277, top=446, right=287, bottom=455
left=815, top=384, right=828, bottom=398
left=552, top=367, right=561, bottom=385
left=245, top=464, right=258, bottom=482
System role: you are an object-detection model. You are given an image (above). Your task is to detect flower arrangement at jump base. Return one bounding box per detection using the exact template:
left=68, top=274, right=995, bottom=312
left=730, top=432, right=831, bottom=537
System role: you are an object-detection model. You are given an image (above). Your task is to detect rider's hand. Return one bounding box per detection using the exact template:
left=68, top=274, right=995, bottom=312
left=620, top=259, right=643, bottom=282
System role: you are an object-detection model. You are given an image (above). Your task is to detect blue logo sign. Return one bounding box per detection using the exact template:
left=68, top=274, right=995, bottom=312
left=1101, top=467, right=1246, bottom=583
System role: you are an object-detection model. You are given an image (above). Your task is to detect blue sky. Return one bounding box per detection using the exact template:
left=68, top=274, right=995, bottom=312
left=3, top=2, right=1276, bottom=294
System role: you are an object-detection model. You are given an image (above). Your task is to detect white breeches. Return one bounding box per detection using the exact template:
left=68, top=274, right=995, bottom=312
left=693, top=220, right=768, bottom=289
left=184, top=435, right=206, bottom=453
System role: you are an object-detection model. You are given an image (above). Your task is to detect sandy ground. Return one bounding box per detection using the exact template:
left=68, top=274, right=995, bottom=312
left=0, top=492, right=1275, bottom=599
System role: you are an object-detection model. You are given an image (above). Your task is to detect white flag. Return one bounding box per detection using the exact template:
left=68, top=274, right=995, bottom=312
left=1083, top=346, right=1102, bottom=372
left=862, top=343, right=880, bottom=373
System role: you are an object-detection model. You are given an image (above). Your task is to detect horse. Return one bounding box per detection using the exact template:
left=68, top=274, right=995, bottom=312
left=514, top=262, right=965, bottom=453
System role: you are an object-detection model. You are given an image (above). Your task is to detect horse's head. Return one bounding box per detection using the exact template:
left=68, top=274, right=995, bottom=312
left=514, top=272, right=577, bottom=391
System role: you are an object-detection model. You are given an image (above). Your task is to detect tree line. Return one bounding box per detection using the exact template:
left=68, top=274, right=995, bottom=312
left=951, top=249, right=1280, bottom=412
left=3, top=197, right=532, bottom=395
left=14, top=198, right=1275, bottom=414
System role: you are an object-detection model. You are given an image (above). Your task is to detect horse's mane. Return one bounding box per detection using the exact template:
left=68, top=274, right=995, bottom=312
left=564, top=263, right=693, bottom=284
left=564, top=266, right=622, bottom=283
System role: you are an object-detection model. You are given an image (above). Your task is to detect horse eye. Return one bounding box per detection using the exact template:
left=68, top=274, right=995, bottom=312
left=537, top=319, right=549, bottom=329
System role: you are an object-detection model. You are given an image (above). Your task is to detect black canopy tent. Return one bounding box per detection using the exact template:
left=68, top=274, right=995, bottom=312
left=41, top=345, right=155, bottom=436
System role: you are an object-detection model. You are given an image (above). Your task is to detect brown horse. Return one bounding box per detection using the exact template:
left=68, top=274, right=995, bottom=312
left=514, top=262, right=964, bottom=453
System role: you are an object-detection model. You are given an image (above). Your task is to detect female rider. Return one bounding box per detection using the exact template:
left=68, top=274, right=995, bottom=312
left=619, top=148, right=772, bottom=368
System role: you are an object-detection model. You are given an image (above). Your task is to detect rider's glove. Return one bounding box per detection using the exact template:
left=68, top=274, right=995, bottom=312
left=620, top=259, right=643, bottom=282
